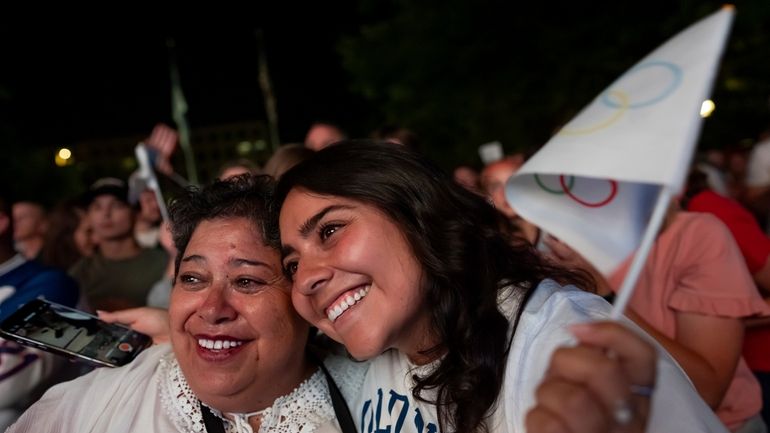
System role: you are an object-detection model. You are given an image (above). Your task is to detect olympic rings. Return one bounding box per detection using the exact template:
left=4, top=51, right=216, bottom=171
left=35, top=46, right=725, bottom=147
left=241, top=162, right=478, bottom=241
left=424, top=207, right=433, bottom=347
left=535, top=173, right=575, bottom=194
left=559, top=176, right=618, bottom=208
left=602, top=61, right=682, bottom=109
left=557, top=61, right=683, bottom=137
left=533, top=174, right=618, bottom=208
left=558, top=91, right=629, bottom=136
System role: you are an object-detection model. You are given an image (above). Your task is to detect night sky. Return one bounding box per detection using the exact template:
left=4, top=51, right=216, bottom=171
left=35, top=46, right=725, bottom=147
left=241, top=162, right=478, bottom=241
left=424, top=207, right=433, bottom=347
left=2, top=2, right=768, bottom=168
left=0, top=4, right=367, bottom=150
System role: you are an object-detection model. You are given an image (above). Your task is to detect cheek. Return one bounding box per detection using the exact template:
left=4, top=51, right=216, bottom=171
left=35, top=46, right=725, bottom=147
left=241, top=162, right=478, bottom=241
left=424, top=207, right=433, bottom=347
left=255, top=293, right=309, bottom=348
left=169, top=290, right=198, bottom=332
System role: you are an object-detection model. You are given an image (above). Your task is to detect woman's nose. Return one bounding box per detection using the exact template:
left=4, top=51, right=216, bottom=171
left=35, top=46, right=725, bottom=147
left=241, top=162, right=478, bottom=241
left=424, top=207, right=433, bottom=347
left=197, top=285, right=237, bottom=324
left=293, top=259, right=333, bottom=296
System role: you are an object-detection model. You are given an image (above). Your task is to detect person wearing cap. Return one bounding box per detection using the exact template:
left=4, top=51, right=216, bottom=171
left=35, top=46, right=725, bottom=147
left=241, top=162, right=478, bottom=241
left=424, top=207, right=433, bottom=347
left=70, top=178, right=168, bottom=312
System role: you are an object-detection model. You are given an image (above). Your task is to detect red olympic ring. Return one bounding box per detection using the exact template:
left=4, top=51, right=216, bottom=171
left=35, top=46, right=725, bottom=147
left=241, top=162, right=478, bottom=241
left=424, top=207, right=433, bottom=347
left=558, top=176, right=618, bottom=208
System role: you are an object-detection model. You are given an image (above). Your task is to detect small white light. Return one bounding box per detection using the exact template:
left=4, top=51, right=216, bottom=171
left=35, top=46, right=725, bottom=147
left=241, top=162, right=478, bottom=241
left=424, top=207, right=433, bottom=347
left=700, top=100, right=715, bottom=118
left=55, top=148, right=73, bottom=167
left=58, top=148, right=72, bottom=160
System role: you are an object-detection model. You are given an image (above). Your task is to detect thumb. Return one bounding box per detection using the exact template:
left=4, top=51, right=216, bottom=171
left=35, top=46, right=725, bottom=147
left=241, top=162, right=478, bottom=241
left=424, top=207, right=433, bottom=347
left=97, top=308, right=142, bottom=326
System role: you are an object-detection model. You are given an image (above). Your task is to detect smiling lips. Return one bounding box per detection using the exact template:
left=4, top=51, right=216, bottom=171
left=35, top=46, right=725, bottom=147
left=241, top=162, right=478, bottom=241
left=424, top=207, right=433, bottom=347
left=326, top=285, right=371, bottom=322
left=197, top=337, right=244, bottom=350
left=194, top=335, right=248, bottom=361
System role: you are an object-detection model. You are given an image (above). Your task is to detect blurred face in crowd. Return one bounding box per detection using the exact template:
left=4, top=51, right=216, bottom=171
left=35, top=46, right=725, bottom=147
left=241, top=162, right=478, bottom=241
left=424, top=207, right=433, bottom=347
left=453, top=166, right=481, bottom=192
left=480, top=159, right=521, bottom=219
left=12, top=202, right=47, bottom=242
left=480, top=158, right=540, bottom=244
left=88, top=195, right=135, bottom=242
left=138, top=189, right=161, bottom=223
left=169, top=217, right=309, bottom=413
left=219, top=166, right=253, bottom=181
left=73, top=209, right=97, bottom=256
left=304, top=124, right=345, bottom=151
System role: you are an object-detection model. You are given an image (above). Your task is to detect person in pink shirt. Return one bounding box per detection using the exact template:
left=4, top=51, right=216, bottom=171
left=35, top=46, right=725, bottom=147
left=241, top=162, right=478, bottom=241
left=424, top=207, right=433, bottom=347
left=683, top=168, right=770, bottom=427
left=547, top=208, right=770, bottom=432
left=607, top=211, right=769, bottom=432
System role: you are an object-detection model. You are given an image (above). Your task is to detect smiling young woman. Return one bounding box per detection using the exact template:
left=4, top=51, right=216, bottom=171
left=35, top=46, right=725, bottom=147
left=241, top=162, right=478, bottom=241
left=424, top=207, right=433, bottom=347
left=274, top=140, right=729, bottom=433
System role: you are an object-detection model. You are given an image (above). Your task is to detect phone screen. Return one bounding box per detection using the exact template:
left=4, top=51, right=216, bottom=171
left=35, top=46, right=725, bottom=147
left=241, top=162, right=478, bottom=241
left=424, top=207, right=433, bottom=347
left=0, top=299, right=151, bottom=367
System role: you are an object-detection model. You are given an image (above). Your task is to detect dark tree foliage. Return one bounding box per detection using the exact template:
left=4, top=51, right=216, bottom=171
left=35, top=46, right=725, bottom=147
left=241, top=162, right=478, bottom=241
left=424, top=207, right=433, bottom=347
left=339, top=0, right=770, bottom=167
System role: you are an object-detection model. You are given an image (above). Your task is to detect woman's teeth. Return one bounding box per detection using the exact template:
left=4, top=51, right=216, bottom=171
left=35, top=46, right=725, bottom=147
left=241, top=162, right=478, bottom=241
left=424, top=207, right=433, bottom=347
left=197, top=339, right=243, bottom=350
left=328, top=286, right=370, bottom=322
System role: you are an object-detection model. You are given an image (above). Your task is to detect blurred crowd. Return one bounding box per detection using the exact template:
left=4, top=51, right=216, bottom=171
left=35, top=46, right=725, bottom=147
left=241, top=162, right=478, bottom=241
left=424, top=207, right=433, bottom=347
left=1, top=118, right=770, bottom=433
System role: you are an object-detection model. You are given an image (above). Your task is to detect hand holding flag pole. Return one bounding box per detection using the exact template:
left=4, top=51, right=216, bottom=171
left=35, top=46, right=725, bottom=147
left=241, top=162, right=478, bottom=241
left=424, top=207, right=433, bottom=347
left=135, top=144, right=170, bottom=224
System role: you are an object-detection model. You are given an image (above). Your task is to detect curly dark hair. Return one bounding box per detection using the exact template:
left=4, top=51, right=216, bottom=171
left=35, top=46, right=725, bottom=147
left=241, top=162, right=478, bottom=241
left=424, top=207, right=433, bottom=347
left=274, top=141, right=591, bottom=432
left=168, top=174, right=279, bottom=276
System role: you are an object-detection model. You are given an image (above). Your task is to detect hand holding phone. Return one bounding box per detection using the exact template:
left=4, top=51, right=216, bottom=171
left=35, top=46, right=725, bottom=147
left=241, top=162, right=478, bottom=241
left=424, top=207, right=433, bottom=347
left=0, top=299, right=151, bottom=367
left=97, top=307, right=170, bottom=345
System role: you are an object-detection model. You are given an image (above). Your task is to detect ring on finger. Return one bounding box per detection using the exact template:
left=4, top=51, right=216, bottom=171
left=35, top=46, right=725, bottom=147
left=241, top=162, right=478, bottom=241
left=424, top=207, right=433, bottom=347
left=613, top=399, right=634, bottom=425
left=629, top=384, right=654, bottom=398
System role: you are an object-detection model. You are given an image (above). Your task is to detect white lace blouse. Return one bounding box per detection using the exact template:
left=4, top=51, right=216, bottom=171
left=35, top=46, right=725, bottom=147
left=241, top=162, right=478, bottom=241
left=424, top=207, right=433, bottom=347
left=6, top=344, right=367, bottom=433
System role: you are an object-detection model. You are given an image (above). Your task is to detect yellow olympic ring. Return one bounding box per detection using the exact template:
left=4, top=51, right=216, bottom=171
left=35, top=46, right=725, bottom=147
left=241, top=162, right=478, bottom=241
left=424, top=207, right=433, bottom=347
left=557, top=91, right=629, bottom=136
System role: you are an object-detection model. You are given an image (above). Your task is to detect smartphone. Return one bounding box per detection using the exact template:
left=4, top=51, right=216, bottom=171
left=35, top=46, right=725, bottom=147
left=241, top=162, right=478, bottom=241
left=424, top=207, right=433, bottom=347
left=0, top=299, right=151, bottom=367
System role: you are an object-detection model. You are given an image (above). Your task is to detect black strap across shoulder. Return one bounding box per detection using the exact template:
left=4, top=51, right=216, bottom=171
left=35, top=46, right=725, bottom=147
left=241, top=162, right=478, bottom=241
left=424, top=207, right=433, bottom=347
left=200, top=357, right=358, bottom=433
left=200, top=402, right=226, bottom=433
left=315, top=357, right=358, bottom=433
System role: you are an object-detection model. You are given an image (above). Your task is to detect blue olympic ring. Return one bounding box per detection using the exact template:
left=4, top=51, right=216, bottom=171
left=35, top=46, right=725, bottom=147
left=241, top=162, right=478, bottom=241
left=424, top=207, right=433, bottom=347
left=601, top=61, right=682, bottom=109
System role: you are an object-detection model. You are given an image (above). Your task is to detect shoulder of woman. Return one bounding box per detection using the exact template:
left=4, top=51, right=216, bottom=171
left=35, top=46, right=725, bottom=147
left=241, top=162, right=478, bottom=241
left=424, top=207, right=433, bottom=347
left=7, top=344, right=171, bottom=433
left=505, top=280, right=612, bottom=370
left=324, top=354, right=370, bottom=398
left=519, top=279, right=612, bottom=325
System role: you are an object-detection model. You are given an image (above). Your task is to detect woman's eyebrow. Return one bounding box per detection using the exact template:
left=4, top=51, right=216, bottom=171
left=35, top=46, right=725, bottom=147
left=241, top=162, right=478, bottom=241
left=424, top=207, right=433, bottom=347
left=181, top=254, right=206, bottom=264
left=298, top=204, right=354, bottom=237
left=228, top=258, right=271, bottom=268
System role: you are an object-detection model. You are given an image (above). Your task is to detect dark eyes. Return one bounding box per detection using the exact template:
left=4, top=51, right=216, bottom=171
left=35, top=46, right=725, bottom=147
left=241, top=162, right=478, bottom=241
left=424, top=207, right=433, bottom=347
left=179, top=274, right=201, bottom=284
left=281, top=221, right=343, bottom=280
left=236, top=278, right=258, bottom=287
left=319, top=223, right=341, bottom=241
left=234, top=278, right=267, bottom=293
left=177, top=274, right=267, bottom=292
left=283, top=262, right=298, bottom=280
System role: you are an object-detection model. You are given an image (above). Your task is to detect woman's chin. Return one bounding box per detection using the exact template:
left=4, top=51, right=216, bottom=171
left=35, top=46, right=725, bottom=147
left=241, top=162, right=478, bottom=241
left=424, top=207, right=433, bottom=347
left=342, top=338, right=387, bottom=361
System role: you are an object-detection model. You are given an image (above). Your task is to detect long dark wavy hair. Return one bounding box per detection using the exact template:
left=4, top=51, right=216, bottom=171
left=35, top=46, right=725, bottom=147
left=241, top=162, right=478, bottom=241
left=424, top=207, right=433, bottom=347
left=275, top=141, right=591, bottom=432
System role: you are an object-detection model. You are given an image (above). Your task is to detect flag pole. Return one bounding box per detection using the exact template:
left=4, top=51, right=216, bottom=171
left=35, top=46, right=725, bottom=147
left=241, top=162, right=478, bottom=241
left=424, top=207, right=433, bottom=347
left=255, top=29, right=280, bottom=152
left=610, top=185, right=672, bottom=319
left=167, top=38, right=199, bottom=185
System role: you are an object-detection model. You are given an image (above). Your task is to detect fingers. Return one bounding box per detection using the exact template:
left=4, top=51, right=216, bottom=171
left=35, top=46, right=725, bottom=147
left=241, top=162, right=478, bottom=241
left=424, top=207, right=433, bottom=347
left=525, top=405, right=571, bottom=433
left=569, top=321, right=657, bottom=387
left=97, top=307, right=171, bottom=345
left=97, top=308, right=145, bottom=326
left=546, top=345, right=631, bottom=422
left=532, top=377, right=611, bottom=433
left=148, top=123, right=178, bottom=156
left=528, top=321, right=656, bottom=433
